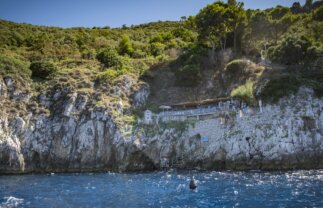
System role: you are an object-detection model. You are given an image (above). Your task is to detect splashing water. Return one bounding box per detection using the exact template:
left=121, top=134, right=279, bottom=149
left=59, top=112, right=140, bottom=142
left=1, top=196, right=24, bottom=207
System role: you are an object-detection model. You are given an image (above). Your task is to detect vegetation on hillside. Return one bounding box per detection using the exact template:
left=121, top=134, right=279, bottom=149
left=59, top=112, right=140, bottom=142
left=0, top=20, right=196, bottom=98
left=0, top=0, right=322, bottom=106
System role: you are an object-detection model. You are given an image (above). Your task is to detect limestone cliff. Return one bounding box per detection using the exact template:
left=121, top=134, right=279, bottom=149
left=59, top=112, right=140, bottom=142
left=0, top=74, right=322, bottom=174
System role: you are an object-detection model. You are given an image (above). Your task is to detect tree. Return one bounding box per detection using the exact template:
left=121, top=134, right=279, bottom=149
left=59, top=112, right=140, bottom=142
left=291, top=2, right=304, bottom=14
left=174, top=50, right=202, bottom=87
left=268, top=7, right=294, bottom=43
left=313, top=1, right=323, bottom=10
left=269, top=35, right=318, bottom=64
left=305, top=0, right=313, bottom=6
left=96, top=47, right=122, bottom=68
left=304, top=0, right=313, bottom=12
left=230, top=3, right=246, bottom=51
left=195, top=1, right=245, bottom=91
left=118, top=35, right=134, bottom=56
left=172, top=28, right=195, bottom=42
left=196, top=2, right=244, bottom=52
left=244, top=11, right=272, bottom=49
left=228, top=0, right=237, bottom=6
left=185, top=16, right=196, bottom=30
left=180, top=16, right=187, bottom=22
left=269, top=6, right=290, bottom=20
left=196, top=2, right=229, bottom=51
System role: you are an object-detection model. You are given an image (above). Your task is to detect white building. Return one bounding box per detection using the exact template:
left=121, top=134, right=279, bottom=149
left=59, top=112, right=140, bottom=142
left=144, top=110, right=153, bottom=124
left=258, top=99, right=263, bottom=113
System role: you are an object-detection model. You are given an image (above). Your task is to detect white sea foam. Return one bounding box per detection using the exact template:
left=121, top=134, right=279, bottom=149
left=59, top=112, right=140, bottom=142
left=292, top=191, right=300, bottom=196
left=176, top=184, right=185, bottom=192
left=1, top=196, right=24, bottom=207
left=176, top=174, right=185, bottom=180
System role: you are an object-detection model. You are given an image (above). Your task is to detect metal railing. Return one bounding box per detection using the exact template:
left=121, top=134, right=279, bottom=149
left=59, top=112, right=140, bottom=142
left=158, top=106, right=221, bottom=117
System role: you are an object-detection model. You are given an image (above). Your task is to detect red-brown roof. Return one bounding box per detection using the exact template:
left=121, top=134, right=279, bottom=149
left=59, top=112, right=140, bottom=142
left=170, top=97, right=233, bottom=108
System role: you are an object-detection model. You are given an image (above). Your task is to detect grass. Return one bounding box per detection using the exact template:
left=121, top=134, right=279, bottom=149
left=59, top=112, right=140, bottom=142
left=95, top=56, right=160, bottom=84
left=230, top=80, right=257, bottom=105
left=76, top=88, right=93, bottom=94
left=96, top=69, right=121, bottom=84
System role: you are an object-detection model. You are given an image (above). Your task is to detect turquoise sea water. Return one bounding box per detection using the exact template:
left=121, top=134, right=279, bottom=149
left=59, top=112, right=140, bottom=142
left=0, top=170, right=322, bottom=207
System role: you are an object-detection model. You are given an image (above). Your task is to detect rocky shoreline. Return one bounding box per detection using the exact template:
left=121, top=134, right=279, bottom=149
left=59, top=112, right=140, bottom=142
left=0, top=76, right=322, bottom=174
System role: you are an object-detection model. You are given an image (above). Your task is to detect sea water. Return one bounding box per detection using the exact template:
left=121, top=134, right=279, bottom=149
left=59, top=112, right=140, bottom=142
left=0, top=170, right=322, bottom=207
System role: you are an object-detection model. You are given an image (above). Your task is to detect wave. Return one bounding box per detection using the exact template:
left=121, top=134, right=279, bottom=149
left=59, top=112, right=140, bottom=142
left=1, top=196, right=24, bottom=207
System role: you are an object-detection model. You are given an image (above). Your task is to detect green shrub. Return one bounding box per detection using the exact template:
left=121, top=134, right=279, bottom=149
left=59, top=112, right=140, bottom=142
left=96, top=70, right=118, bottom=84
left=132, top=49, right=147, bottom=58
left=172, top=44, right=206, bottom=67
left=118, top=35, right=134, bottom=56
left=230, top=80, right=256, bottom=104
left=96, top=67, right=129, bottom=84
left=30, top=61, right=57, bottom=79
left=81, top=48, right=96, bottom=60
left=96, top=47, right=122, bottom=68
left=312, top=6, right=323, bottom=21
left=0, top=55, right=31, bottom=78
left=259, top=75, right=301, bottom=102
left=172, top=45, right=205, bottom=87
left=269, top=35, right=319, bottom=64
left=150, top=42, right=165, bottom=56
left=300, top=68, right=323, bottom=97
left=172, top=27, right=196, bottom=42
left=99, top=70, right=118, bottom=81
left=140, top=70, right=154, bottom=81
left=175, top=63, right=201, bottom=87
left=310, top=81, right=323, bottom=97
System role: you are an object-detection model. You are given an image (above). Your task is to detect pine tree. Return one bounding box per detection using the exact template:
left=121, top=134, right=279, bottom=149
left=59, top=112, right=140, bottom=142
left=228, top=0, right=237, bottom=6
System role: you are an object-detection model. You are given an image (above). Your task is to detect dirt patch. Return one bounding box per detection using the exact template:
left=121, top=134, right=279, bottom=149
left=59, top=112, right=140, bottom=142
left=147, top=64, right=224, bottom=106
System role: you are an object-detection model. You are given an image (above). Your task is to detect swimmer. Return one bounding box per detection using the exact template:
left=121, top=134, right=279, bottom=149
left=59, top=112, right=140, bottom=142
left=189, top=176, right=197, bottom=190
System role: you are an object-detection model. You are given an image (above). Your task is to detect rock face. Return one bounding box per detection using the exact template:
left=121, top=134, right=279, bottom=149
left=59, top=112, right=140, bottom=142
left=182, top=88, right=323, bottom=170
left=0, top=75, right=322, bottom=174
left=133, top=88, right=323, bottom=170
left=0, top=75, right=153, bottom=174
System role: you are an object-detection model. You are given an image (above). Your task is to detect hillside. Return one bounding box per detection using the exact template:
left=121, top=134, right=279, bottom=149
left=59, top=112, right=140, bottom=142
left=0, top=1, right=323, bottom=173
left=1, top=1, right=322, bottom=107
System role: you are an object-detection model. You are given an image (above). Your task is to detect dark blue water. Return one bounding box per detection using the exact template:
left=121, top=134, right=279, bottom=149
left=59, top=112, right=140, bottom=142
left=0, top=170, right=322, bottom=208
